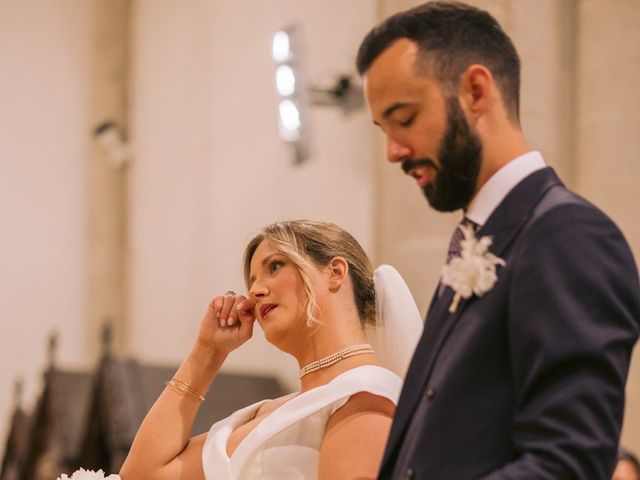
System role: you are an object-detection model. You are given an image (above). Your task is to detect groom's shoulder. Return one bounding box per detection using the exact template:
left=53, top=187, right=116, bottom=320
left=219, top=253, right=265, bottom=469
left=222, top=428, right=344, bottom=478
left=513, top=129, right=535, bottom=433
left=526, top=171, right=623, bottom=235
left=518, top=176, right=636, bottom=268
left=498, top=167, right=614, bottom=231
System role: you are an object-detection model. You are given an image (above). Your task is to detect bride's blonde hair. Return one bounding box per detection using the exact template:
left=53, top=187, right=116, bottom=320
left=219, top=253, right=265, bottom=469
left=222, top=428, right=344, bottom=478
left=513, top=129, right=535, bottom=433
left=243, top=220, right=376, bottom=327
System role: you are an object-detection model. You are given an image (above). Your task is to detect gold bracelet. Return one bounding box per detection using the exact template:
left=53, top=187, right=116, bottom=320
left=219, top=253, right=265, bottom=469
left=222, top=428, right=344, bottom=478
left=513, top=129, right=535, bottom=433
left=165, top=377, right=205, bottom=401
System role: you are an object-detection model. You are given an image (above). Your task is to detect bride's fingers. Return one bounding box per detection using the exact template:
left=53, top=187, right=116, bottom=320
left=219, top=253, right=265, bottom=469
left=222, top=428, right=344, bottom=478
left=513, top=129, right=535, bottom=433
left=236, top=297, right=256, bottom=319
left=237, top=302, right=255, bottom=340
left=219, top=293, right=238, bottom=326
left=209, top=296, right=224, bottom=320
left=226, top=295, right=246, bottom=326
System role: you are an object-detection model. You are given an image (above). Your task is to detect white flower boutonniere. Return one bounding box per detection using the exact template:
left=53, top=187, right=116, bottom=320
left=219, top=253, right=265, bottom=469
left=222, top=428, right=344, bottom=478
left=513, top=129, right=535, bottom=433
left=57, top=469, right=120, bottom=480
left=441, top=223, right=506, bottom=313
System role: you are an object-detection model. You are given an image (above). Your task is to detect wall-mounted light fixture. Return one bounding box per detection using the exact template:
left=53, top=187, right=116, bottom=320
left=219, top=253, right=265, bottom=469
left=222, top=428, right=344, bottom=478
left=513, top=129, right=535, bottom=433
left=308, top=74, right=364, bottom=115
left=272, top=26, right=364, bottom=165
left=93, top=120, right=131, bottom=169
left=272, top=27, right=308, bottom=164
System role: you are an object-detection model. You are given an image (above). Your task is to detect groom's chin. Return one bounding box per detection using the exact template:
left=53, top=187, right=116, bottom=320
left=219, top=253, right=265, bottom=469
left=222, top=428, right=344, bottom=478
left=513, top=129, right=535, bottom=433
left=424, top=187, right=460, bottom=213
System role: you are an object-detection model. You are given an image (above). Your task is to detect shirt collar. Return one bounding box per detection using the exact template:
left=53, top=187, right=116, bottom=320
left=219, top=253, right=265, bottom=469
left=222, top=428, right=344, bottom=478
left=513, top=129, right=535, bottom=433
left=466, top=151, right=546, bottom=226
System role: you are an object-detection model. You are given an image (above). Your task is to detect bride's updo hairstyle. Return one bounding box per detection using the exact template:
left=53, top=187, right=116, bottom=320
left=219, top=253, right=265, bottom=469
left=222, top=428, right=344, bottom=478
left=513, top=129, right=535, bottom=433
left=243, top=220, right=376, bottom=327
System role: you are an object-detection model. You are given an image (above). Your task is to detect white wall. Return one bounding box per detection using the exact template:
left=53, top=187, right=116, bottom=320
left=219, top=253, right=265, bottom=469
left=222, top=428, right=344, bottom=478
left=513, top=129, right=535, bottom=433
left=575, top=0, right=640, bottom=451
left=0, top=0, right=377, bottom=459
left=0, top=0, right=93, bottom=453
left=129, top=0, right=378, bottom=390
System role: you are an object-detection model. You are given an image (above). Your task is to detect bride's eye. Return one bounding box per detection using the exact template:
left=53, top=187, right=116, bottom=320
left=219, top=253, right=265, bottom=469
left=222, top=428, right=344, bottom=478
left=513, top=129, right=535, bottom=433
left=269, top=260, right=284, bottom=274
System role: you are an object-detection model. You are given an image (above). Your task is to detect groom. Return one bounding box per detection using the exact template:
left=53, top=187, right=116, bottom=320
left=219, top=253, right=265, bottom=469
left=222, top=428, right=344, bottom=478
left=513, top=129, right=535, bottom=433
left=357, top=2, right=640, bottom=479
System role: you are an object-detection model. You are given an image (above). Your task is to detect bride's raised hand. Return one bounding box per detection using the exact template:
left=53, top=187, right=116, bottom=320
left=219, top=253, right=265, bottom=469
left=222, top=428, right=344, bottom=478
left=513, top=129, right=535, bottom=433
left=197, top=293, right=256, bottom=353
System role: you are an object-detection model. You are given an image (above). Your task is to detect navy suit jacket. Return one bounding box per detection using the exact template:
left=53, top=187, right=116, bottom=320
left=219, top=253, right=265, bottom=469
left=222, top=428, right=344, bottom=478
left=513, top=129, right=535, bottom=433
left=380, top=168, right=640, bottom=479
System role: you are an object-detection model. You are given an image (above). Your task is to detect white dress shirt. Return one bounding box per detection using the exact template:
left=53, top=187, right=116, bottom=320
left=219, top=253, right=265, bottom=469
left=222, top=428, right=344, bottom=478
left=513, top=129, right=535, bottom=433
left=465, top=150, right=547, bottom=227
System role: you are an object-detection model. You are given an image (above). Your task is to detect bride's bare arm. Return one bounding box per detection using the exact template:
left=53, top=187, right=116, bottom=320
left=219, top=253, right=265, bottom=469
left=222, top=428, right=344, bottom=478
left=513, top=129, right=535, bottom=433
left=318, top=392, right=395, bottom=480
left=119, top=295, right=255, bottom=480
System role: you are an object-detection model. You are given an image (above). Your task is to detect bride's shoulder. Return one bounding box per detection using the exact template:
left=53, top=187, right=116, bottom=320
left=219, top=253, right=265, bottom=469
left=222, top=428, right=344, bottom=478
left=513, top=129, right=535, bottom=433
left=331, top=364, right=403, bottom=394
left=325, top=365, right=401, bottom=418
left=332, top=390, right=396, bottom=419
left=318, top=389, right=396, bottom=477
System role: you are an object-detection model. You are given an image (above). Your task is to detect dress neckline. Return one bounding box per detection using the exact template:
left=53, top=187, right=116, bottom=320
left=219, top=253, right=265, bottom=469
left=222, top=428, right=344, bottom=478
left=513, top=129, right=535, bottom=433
left=225, top=391, right=297, bottom=457
left=202, top=365, right=403, bottom=480
left=224, top=365, right=395, bottom=461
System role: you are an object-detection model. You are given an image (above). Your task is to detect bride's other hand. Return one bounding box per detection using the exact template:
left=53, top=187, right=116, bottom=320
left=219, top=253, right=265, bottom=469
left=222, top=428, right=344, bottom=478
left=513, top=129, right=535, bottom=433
left=197, top=294, right=256, bottom=353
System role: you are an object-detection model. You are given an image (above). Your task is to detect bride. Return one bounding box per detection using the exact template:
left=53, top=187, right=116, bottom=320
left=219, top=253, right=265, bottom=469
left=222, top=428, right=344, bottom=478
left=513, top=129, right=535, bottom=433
left=119, top=220, right=422, bottom=479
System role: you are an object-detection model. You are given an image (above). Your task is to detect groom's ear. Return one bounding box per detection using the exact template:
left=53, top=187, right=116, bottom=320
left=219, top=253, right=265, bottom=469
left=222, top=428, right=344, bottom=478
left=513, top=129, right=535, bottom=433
left=327, top=257, right=349, bottom=292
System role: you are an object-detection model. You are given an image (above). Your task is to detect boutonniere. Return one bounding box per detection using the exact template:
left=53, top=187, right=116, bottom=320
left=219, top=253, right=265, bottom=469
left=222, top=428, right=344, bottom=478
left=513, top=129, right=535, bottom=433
left=441, top=224, right=506, bottom=313
left=57, top=469, right=120, bottom=480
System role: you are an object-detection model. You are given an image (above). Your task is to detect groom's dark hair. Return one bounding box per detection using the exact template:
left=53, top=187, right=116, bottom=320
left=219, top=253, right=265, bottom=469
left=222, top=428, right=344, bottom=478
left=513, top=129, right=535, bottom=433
left=356, top=1, right=521, bottom=123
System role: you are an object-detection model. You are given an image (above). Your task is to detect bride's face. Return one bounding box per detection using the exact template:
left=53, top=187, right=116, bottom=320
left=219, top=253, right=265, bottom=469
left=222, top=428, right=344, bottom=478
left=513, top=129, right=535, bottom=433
left=248, top=240, right=323, bottom=346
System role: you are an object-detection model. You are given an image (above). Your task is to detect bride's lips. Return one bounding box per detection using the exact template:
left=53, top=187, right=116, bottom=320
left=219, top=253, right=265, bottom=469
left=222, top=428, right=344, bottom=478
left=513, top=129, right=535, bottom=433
left=259, top=303, right=278, bottom=320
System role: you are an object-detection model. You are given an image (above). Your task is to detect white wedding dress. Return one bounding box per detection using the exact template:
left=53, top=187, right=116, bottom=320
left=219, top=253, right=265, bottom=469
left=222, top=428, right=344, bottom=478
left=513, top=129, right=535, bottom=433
left=58, top=267, right=420, bottom=480
left=201, top=365, right=402, bottom=479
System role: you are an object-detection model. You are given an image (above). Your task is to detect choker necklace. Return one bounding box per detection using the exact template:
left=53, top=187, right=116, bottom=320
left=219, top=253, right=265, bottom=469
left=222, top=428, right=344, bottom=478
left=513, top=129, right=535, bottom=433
left=299, top=344, right=374, bottom=379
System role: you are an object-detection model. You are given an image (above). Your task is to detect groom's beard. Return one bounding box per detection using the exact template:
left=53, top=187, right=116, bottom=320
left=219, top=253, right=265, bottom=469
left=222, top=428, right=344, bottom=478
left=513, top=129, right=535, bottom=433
left=405, top=98, right=483, bottom=212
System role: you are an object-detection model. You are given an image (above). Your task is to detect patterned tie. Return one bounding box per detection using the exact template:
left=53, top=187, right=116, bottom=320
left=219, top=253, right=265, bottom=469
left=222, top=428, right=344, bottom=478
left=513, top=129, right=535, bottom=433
left=438, top=217, right=478, bottom=298
left=446, top=217, right=478, bottom=264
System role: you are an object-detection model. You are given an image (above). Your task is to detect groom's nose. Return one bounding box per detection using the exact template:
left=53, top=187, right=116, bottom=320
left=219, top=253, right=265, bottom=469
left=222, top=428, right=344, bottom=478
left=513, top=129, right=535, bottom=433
left=387, top=136, right=412, bottom=164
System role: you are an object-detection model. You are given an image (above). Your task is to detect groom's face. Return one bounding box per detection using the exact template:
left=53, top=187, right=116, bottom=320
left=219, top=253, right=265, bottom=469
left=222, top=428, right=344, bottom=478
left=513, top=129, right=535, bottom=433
left=364, top=39, right=482, bottom=212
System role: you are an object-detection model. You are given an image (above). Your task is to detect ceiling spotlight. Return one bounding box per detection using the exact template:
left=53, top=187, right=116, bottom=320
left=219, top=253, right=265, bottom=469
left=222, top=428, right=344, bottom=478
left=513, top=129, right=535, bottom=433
left=272, top=30, right=291, bottom=62
left=276, top=65, right=296, bottom=97
left=278, top=99, right=302, bottom=142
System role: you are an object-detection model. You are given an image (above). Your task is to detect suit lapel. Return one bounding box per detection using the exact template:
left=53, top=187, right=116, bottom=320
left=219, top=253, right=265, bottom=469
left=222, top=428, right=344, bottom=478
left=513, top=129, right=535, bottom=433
left=478, top=167, right=561, bottom=256
left=384, top=168, right=563, bottom=463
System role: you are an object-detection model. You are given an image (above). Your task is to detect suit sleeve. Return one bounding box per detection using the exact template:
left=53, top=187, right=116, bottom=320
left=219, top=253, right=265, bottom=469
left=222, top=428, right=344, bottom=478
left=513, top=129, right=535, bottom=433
left=480, top=201, right=640, bottom=479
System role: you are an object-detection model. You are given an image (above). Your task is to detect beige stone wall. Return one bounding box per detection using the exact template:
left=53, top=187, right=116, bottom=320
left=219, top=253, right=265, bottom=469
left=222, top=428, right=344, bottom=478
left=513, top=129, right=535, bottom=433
left=129, top=0, right=378, bottom=391
left=575, top=0, right=640, bottom=453
left=376, top=0, right=640, bottom=452
left=87, top=0, right=131, bottom=360
left=0, top=0, right=379, bottom=458
left=0, top=0, right=95, bottom=457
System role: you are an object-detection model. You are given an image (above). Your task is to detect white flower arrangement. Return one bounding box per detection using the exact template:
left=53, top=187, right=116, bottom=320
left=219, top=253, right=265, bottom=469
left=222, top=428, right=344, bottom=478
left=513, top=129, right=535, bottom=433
left=57, top=469, right=120, bottom=480
left=441, top=223, right=505, bottom=313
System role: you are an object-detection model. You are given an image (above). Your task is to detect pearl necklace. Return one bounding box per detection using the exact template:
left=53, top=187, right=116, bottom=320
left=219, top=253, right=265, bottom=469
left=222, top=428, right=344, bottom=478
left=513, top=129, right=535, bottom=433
left=299, top=344, right=374, bottom=378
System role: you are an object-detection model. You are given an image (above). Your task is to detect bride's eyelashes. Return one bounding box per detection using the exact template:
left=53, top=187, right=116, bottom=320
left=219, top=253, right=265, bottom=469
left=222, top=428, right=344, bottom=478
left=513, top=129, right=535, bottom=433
left=269, top=259, right=285, bottom=274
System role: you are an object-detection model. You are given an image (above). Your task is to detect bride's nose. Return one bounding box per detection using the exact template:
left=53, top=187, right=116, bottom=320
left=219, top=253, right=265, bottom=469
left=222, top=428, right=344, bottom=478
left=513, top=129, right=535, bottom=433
left=249, top=278, right=268, bottom=299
